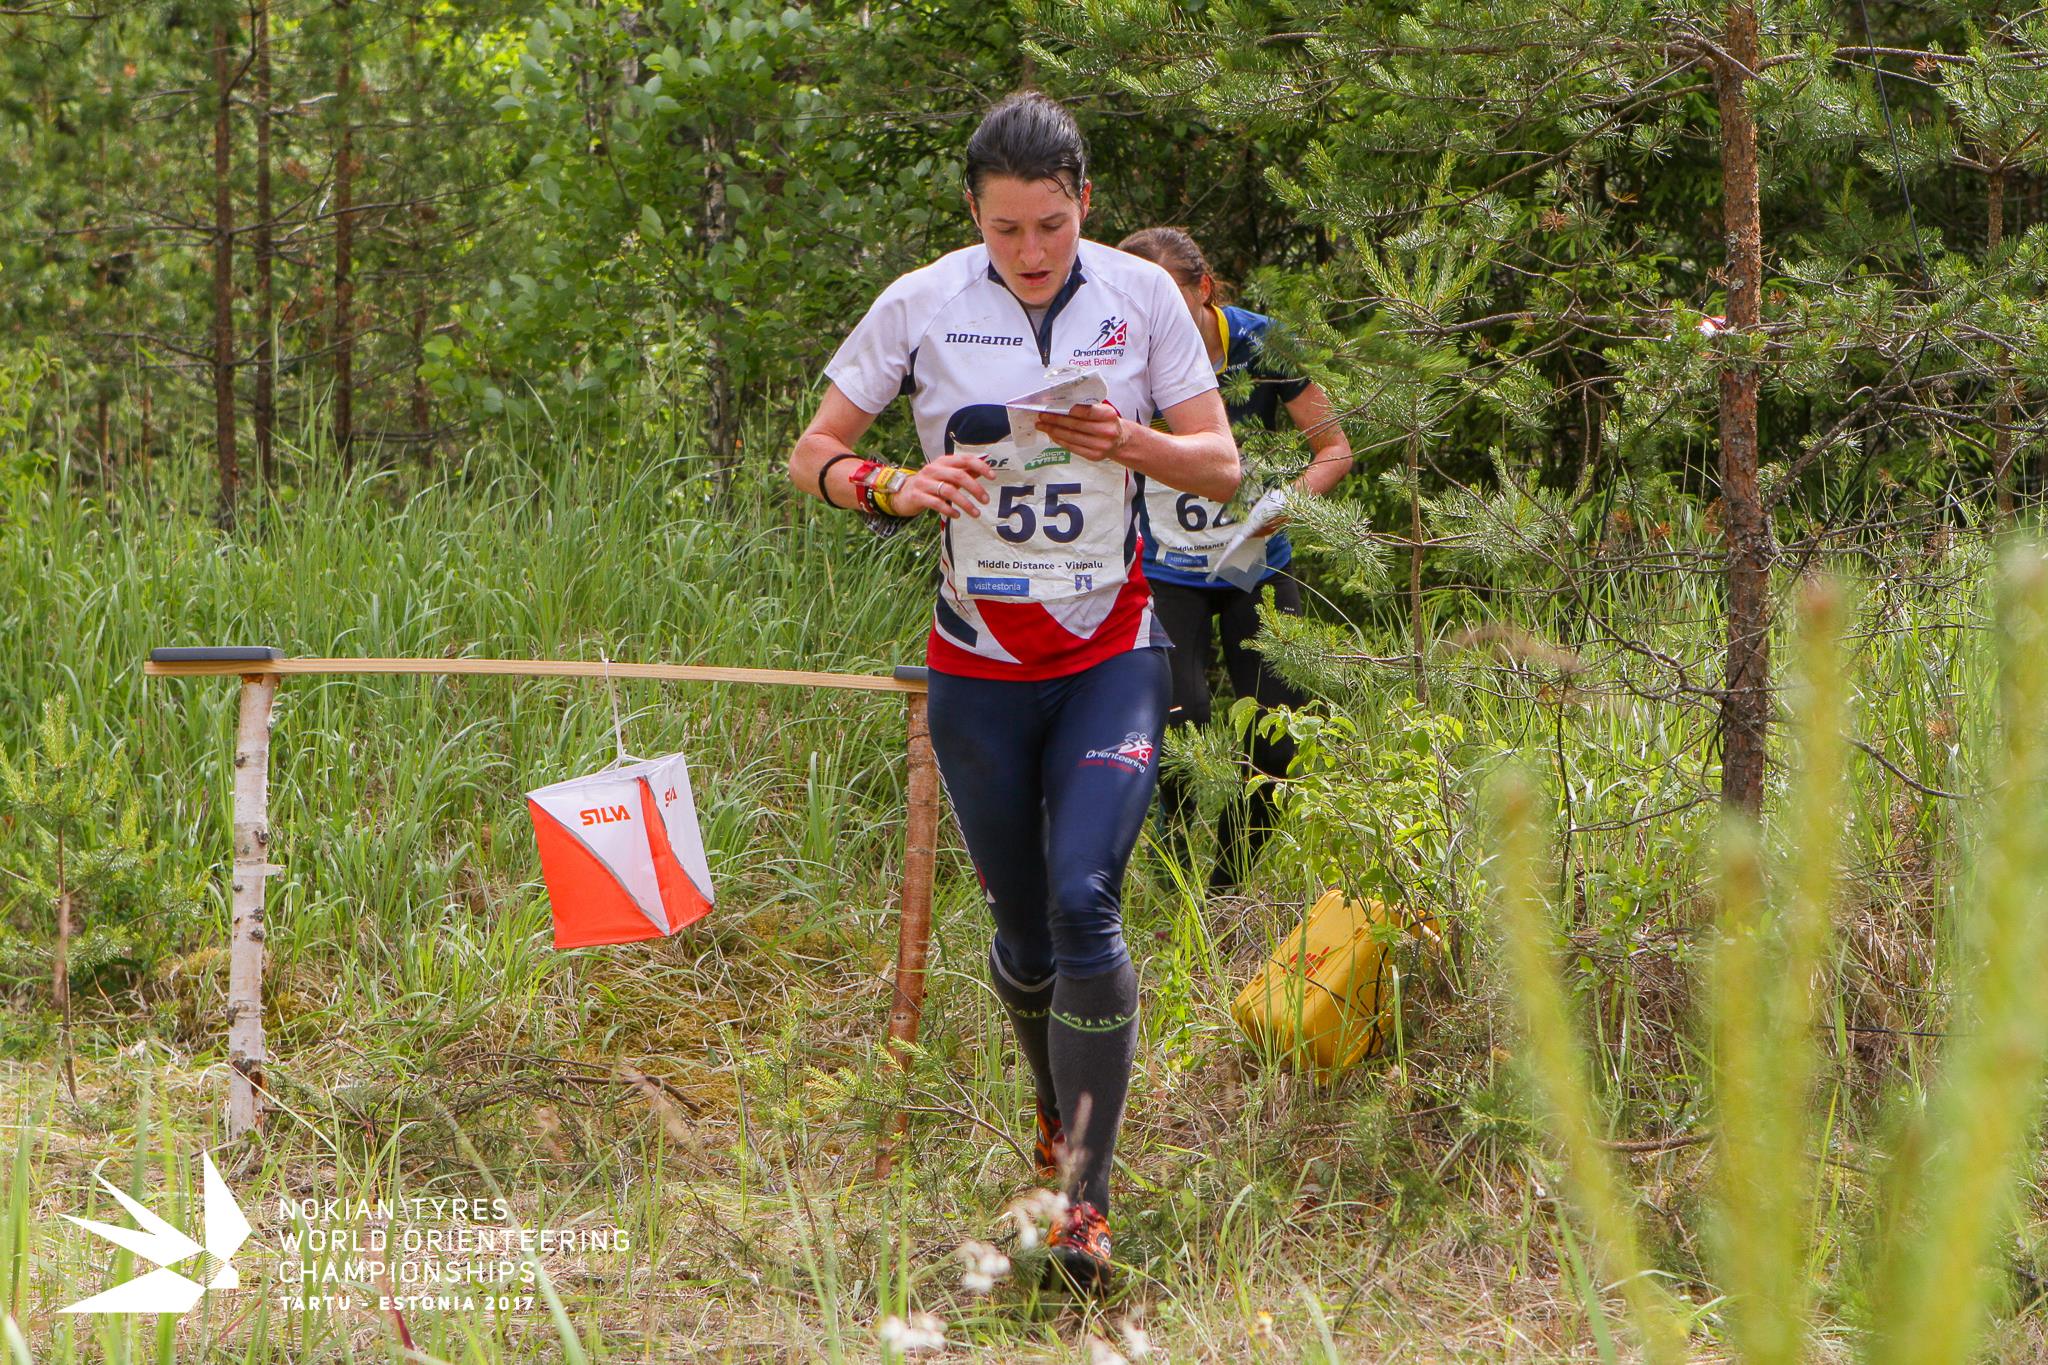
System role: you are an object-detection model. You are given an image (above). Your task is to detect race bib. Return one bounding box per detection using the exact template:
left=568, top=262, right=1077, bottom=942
left=1140, top=478, right=1241, bottom=572
left=945, top=438, right=1130, bottom=603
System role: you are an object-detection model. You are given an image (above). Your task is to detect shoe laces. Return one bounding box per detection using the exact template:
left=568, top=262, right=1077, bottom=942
left=1050, top=1200, right=1111, bottom=1260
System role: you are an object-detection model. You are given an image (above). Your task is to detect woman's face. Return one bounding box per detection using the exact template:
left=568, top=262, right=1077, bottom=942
left=1174, top=279, right=1213, bottom=326
left=968, top=174, right=1089, bottom=307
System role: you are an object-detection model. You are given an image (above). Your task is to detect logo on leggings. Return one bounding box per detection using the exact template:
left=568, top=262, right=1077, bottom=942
left=1081, top=731, right=1155, bottom=773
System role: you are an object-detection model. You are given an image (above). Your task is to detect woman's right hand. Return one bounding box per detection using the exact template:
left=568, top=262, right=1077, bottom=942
left=893, top=452, right=994, bottom=520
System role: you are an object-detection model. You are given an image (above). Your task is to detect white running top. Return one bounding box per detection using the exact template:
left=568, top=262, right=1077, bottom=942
left=825, top=239, right=1219, bottom=678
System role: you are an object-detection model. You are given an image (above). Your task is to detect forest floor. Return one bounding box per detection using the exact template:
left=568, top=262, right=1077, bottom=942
left=11, top=855, right=1709, bottom=1364
left=7, top=448, right=2048, bottom=1361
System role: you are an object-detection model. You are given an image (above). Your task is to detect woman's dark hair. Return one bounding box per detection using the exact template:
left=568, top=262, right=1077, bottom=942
left=1118, top=226, right=1228, bottom=300
left=964, top=92, right=1088, bottom=200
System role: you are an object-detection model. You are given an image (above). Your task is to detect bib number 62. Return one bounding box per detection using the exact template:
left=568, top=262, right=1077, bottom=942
left=1174, top=492, right=1237, bottom=533
left=996, top=482, right=1085, bottom=544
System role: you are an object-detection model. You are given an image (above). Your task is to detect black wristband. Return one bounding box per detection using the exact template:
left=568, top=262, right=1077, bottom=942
left=816, top=452, right=861, bottom=509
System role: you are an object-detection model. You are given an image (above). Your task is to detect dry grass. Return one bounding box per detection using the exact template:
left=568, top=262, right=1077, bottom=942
left=5, top=844, right=1710, bottom=1363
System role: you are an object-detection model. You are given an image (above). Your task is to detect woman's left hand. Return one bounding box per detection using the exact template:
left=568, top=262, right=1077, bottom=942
left=1034, top=403, right=1129, bottom=463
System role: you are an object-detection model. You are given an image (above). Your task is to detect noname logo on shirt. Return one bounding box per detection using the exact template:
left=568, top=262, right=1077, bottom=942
left=944, top=330, right=1025, bottom=347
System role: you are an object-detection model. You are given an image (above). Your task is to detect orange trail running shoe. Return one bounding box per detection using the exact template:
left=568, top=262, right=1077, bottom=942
left=1046, top=1200, right=1113, bottom=1292
left=1034, top=1102, right=1067, bottom=1181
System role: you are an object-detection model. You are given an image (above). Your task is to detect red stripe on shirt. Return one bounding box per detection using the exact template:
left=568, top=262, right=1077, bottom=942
left=926, top=562, right=1156, bottom=681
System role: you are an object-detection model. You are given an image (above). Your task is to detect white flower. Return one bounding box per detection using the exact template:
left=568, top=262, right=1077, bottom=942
left=955, top=1239, right=1011, bottom=1294
left=1115, top=1314, right=1154, bottom=1359
left=999, top=1189, right=1070, bottom=1250
left=1087, top=1335, right=1129, bottom=1365
left=878, top=1311, right=947, bottom=1356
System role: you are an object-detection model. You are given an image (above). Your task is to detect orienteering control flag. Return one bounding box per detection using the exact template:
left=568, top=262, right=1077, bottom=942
left=527, top=752, right=714, bottom=948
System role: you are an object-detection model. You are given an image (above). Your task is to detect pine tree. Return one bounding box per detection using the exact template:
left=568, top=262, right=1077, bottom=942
left=0, top=698, right=184, bottom=1102
left=1027, top=0, right=2047, bottom=815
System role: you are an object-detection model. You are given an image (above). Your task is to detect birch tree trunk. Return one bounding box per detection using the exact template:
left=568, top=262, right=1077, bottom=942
left=227, top=674, right=280, bottom=1139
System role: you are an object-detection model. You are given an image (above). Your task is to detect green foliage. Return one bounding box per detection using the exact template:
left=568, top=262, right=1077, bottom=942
left=0, top=696, right=198, bottom=997
left=1246, top=690, right=1466, bottom=912
left=0, top=348, right=55, bottom=483
left=448, top=0, right=1006, bottom=429
left=1037, top=0, right=2048, bottom=515
left=2, top=0, right=535, bottom=461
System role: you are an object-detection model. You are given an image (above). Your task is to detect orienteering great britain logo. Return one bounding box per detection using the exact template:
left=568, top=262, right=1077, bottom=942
left=60, top=1152, right=253, bottom=1314
left=1069, top=316, right=1130, bottom=367
left=1080, top=731, right=1156, bottom=774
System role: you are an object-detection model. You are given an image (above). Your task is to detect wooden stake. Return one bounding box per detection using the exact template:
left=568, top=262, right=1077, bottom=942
left=55, top=840, right=75, bottom=1104
left=875, top=692, right=939, bottom=1177
left=227, top=673, right=279, bottom=1140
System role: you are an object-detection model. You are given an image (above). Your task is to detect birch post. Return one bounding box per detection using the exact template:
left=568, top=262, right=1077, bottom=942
left=227, top=674, right=279, bottom=1140
left=875, top=688, right=940, bottom=1177
left=148, top=650, right=938, bottom=1151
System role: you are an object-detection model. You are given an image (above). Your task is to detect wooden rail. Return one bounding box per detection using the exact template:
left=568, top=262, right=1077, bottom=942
left=145, top=653, right=927, bottom=692
left=148, top=647, right=937, bottom=1174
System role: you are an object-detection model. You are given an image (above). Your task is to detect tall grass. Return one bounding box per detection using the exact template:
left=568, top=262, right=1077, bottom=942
left=1496, top=555, right=2048, bottom=1362
left=6, top=358, right=2046, bottom=1357
left=1707, top=580, right=1846, bottom=1365
left=1496, top=769, right=1688, bottom=1363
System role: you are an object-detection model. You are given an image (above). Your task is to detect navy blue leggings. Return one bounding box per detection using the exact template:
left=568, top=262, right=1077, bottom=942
left=927, top=648, right=1171, bottom=981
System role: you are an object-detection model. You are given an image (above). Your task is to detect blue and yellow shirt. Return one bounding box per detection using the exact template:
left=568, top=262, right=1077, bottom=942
left=1135, top=304, right=1312, bottom=589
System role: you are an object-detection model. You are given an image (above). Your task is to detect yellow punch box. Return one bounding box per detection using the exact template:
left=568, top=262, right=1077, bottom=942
left=1232, top=890, right=1439, bottom=1073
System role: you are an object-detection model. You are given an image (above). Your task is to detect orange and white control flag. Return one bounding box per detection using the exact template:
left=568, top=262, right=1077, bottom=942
left=527, top=753, right=714, bottom=949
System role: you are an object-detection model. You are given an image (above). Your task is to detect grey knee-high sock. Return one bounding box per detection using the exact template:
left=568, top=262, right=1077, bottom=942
left=988, top=946, right=1059, bottom=1118
left=1049, top=962, right=1140, bottom=1213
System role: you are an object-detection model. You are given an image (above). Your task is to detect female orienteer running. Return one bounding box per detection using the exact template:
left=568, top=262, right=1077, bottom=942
left=1117, top=228, right=1355, bottom=893
left=786, top=93, right=1238, bottom=1288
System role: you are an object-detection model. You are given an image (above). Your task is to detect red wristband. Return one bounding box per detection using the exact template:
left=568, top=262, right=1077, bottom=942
left=848, top=459, right=882, bottom=514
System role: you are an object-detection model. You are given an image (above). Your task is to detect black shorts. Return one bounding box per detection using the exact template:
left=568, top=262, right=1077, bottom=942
left=1149, top=572, right=1308, bottom=730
